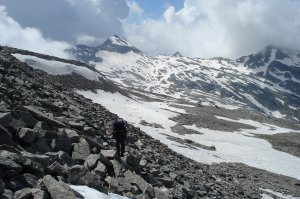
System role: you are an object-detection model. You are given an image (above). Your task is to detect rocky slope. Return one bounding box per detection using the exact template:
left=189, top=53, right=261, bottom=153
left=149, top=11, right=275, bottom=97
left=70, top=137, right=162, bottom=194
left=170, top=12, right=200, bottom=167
left=1, top=46, right=300, bottom=199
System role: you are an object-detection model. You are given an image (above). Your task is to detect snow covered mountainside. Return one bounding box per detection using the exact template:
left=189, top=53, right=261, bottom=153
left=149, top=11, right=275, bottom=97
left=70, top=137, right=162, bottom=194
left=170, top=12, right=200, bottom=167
left=72, top=36, right=300, bottom=121
left=8, top=39, right=300, bottom=198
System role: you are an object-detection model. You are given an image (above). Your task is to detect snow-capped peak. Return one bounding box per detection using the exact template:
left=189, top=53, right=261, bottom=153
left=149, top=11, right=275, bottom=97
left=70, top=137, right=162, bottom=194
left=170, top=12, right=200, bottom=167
left=100, top=35, right=142, bottom=54
left=108, top=35, right=133, bottom=47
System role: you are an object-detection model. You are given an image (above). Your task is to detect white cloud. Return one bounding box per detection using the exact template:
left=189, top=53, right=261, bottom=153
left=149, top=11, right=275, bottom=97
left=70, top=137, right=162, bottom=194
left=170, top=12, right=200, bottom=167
left=127, top=0, right=144, bottom=17
left=0, top=6, right=71, bottom=58
left=1, top=0, right=129, bottom=45
left=124, top=0, right=300, bottom=58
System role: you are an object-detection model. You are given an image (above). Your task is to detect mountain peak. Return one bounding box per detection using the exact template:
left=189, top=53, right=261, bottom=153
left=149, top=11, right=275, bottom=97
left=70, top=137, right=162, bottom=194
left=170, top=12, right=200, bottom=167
left=173, top=51, right=183, bottom=57
left=100, top=35, right=142, bottom=54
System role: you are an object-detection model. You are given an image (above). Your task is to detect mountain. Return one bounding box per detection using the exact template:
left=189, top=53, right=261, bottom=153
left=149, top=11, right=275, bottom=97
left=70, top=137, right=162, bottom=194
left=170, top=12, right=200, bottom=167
left=75, top=38, right=299, bottom=121
left=70, top=35, right=142, bottom=63
left=173, top=51, right=183, bottom=57
left=2, top=43, right=300, bottom=198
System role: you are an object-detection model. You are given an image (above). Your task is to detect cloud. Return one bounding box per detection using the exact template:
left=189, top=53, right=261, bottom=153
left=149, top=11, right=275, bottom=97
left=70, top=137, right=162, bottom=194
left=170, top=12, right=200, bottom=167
left=0, top=6, right=71, bottom=58
left=1, top=0, right=129, bottom=45
left=124, top=0, right=300, bottom=58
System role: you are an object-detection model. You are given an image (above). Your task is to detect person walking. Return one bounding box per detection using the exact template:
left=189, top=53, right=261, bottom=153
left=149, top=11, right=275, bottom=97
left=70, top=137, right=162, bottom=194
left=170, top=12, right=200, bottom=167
left=112, top=118, right=127, bottom=157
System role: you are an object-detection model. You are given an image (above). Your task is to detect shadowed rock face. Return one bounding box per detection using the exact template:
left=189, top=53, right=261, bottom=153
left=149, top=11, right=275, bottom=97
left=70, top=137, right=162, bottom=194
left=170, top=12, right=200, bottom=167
left=0, top=46, right=300, bottom=199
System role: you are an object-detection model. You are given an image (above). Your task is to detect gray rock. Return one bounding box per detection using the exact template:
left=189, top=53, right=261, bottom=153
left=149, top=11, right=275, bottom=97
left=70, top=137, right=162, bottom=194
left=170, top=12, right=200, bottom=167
left=93, top=162, right=107, bottom=178
left=0, top=156, right=22, bottom=177
left=101, top=150, right=116, bottom=159
left=0, top=125, right=13, bottom=146
left=42, top=175, right=77, bottom=199
left=46, top=161, right=65, bottom=176
left=57, top=151, right=75, bottom=167
left=20, top=152, right=50, bottom=168
left=1, top=189, right=13, bottom=199
left=6, top=173, right=38, bottom=191
left=111, top=160, right=122, bottom=177
left=154, top=187, right=171, bottom=199
left=0, top=178, right=4, bottom=195
left=77, top=172, right=107, bottom=193
left=83, top=154, right=100, bottom=170
left=125, top=154, right=141, bottom=168
left=13, top=188, right=48, bottom=199
left=72, top=138, right=91, bottom=162
left=18, top=128, right=37, bottom=143
left=124, top=170, right=150, bottom=192
left=51, top=131, right=71, bottom=152
left=0, top=112, right=12, bottom=126
left=62, top=128, right=80, bottom=142
left=66, top=165, right=88, bottom=184
left=22, top=106, right=66, bottom=129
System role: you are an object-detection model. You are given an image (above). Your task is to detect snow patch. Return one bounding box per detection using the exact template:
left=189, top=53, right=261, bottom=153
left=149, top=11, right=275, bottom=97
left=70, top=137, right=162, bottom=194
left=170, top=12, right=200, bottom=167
left=70, top=185, right=129, bottom=199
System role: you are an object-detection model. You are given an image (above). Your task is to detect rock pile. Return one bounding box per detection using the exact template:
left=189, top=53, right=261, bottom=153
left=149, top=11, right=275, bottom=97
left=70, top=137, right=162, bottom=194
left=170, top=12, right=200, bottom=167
left=1, top=47, right=300, bottom=199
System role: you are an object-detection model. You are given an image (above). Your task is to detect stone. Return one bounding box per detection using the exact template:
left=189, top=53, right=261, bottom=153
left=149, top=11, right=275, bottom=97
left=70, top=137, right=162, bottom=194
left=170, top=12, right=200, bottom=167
left=84, top=154, right=101, bottom=170
left=20, top=152, right=50, bottom=168
left=125, top=154, right=141, bottom=168
left=51, top=131, right=71, bottom=152
left=66, top=165, right=88, bottom=184
left=0, top=125, right=13, bottom=146
left=42, top=175, right=77, bottom=199
left=77, top=172, right=107, bottom=193
left=101, top=150, right=116, bottom=159
left=99, top=154, right=113, bottom=171
left=93, top=162, right=107, bottom=178
left=46, top=161, right=65, bottom=176
left=0, top=178, right=3, bottom=195
left=62, top=128, right=80, bottom=142
left=0, top=156, right=22, bottom=178
left=11, top=111, right=36, bottom=129
left=1, top=189, right=13, bottom=199
left=72, top=138, right=91, bottom=162
left=0, top=112, right=12, bottom=126
left=6, top=173, right=38, bottom=191
left=57, top=151, right=75, bottom=167
left=13, top=188, right=48, bottom=199
left=18, top=128, right=37, bottom=143
left=111, top=160, right=122, bottom=177
left=154, top=187, right=171, bottom=199
left=124, top=170, right=150, bottom=192
left=22, top=106, right=66, bottom=129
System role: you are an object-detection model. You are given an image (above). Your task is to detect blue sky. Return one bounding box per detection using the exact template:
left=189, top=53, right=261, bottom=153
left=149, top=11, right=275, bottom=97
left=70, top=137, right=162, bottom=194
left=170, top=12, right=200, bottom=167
left=134, top=0, right=184, bottom=18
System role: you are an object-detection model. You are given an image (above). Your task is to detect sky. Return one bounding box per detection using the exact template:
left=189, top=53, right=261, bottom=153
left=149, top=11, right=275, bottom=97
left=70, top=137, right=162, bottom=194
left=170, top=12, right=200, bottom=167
left=0, top=0, right=299, bottom=59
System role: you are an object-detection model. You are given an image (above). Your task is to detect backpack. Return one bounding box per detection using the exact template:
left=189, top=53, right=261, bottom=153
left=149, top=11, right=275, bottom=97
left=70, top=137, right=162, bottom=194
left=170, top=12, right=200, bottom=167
left=113, top=120, right=127, bottom=140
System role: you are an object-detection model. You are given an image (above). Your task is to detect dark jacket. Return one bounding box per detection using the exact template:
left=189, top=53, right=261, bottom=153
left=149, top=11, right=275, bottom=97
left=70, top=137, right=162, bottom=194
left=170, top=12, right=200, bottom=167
left=112, top=119, right=127, bottom=140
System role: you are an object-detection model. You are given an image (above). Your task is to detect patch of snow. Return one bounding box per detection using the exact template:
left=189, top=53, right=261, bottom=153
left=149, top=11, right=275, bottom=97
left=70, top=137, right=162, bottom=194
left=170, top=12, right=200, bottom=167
left=13, top=54, right=102, bottom=81
left=78, top=90, right=300, bottom=180
left=70, top=185, right=129, bottom=199
left=260, top=188, right=300, bottom=199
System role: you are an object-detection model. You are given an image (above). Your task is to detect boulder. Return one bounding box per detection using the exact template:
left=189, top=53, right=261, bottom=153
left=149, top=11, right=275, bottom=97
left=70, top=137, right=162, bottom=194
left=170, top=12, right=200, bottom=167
left=124, top=170, right=150, bottom=193
left=6, top=173, right=38, bottom=191
left=0, top=125, right=13, bottom=146
left=46, top=161, right=65, bottom=176
left=111, top=160, right=122, bottom=177
left=42, top=175, right=77, bottom=199
left=0, top=112, right=12, bottom=126
left=0, top=178, right=3, bottom=195
left=101, top=150, right=116, bottom=159
left=66, top=165, right=88, bottom=184
left=0, top=156, right=22, bottom=178
left=51, top=131, right=71, bottom=152
left=93, top=162, right=107, bottom=178
left=61, top=129, right=80, bottom=142
left=154, top=187, right=171, bottom=199
left=125, top=154, right=141, bottom=168
left=72, top=138, right=91, bottom=162
left=56, top=151, right=75, bottom=167
left=76, top=172, right=106, bottom=193
left=83, top=154, right=100, bottom=170
left=18, top=128, right=37, bottom=143
left=11, top=111, right=36, bottom=129
left=20, top=152, right=50, bottom=168
left=13, top=188, right=48, bottom=199
left=1, top=189, right=13, bottom=199
left=22, top=106, right=66, bottom=129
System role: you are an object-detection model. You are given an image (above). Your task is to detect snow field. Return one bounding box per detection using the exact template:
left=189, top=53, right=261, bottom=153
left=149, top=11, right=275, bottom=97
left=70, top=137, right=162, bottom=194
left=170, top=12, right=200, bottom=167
left=78, top=90, right=300, bottom=180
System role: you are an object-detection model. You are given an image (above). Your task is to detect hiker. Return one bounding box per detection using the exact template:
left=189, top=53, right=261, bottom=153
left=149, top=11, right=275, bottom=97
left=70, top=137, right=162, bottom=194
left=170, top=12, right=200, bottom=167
left=112, top=118, right=127, bottom=157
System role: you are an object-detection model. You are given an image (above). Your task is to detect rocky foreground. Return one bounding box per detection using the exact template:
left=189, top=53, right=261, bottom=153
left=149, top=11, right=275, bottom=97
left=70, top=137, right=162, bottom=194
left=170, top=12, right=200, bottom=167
left=0, top=47, right=300, bottom=199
